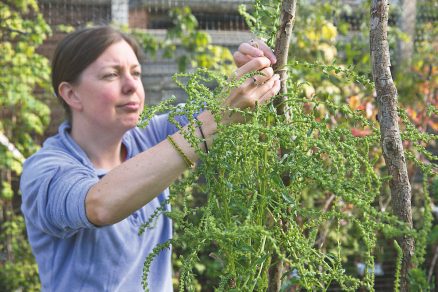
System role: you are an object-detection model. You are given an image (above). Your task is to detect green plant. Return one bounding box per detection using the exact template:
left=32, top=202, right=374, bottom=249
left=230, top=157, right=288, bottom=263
left=0, top=213, right=40, bottom=291
left=0, top=0, right=52, bottom=290
left=138, top=1, right=436, bottom=291
left=140, top=69, right=435, bottom=291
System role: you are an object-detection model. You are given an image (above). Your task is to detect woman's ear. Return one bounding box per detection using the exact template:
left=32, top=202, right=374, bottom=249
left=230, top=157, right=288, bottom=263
left=58, top=81, right=83, bottom=112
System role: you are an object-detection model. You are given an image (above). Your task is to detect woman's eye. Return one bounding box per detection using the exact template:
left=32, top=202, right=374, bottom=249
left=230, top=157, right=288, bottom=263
left=103, top=72, right=118, bottom=79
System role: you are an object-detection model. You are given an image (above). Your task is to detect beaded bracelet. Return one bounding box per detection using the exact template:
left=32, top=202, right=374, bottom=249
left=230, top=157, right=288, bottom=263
left=194, top=116, right=209, bottom=153
left=167, top=135, right=195, bottom=168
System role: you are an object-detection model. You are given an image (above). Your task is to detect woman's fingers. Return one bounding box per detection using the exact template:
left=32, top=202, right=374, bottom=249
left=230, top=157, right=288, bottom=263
left=239, top=67, right=274, bottom=89
left=251, top=40, right=277, bottom=65
left=234, top=67, right=274, bottom=94
left=249, top=74, right=280, bottom=106
left=233, top=57, right=271, bottom=80
left=253, top=67, right=274, bottom=85
left=258, top=75, right=281, bottom=104
left=234, top=43, right=263, bottom=67
left=234, top=40, right=277, bottom=67
left=224, top=52, right=279, bottom=124
left=233, top=51, right=253, bottom=68
left=221, top=73, right=280, bottom=125
left=236, top=74, right=281, bottom=108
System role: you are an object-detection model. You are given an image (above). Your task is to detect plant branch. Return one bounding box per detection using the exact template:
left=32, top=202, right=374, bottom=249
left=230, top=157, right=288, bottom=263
left=370, top=1, right=414, bottom=290
left=268, top=1, right=297, bottom=291
left=272, top=0, right=297, bottom=118
left=314, top=194, right=336, bottom=249
left=428, top=245, right=438, bottom=283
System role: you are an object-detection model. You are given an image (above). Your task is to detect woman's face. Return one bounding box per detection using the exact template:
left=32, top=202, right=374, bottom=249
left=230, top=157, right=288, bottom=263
left=71, top=40, right=145, bottom=133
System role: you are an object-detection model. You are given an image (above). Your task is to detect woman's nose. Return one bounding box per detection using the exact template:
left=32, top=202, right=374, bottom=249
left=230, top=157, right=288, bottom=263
left=122, top=73, right=138, bottom=95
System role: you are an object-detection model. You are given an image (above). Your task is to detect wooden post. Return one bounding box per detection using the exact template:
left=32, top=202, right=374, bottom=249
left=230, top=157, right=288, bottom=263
left=370, top=1, right=414, bottom=290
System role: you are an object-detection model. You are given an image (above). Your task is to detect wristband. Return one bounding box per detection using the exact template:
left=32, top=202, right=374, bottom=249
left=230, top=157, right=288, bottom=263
left=195, top=116, right=209, bottom=153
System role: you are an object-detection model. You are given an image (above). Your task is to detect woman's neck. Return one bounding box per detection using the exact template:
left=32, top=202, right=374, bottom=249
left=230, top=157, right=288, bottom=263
left=69, top=120, right=126, bottom=170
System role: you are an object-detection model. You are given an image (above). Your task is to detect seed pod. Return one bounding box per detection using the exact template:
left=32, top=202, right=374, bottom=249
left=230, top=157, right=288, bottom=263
left=229, top=277, right=236, bottom=289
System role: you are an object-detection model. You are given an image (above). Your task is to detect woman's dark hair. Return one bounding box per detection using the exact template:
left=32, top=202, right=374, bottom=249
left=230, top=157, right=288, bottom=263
left=51, top=26, right=144, bottom=121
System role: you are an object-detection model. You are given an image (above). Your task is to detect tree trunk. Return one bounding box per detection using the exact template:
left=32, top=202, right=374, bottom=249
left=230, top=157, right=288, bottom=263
left=370, top=1, right=414, bottom=290
left=268, top=0, right=297, bottom=291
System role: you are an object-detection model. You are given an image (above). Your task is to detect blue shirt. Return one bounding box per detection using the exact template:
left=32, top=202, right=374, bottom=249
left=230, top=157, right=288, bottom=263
left=20, top=114, right=186, bottom=292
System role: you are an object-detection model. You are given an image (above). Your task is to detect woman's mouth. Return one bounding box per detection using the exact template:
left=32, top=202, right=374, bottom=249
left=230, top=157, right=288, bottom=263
left=118, top=102, right=140, bottom=112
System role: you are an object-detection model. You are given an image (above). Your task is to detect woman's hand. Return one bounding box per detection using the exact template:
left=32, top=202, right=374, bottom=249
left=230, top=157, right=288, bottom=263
left=233, top=39, right=277, bottom=68
left=221, top=56, right=280, bottom=125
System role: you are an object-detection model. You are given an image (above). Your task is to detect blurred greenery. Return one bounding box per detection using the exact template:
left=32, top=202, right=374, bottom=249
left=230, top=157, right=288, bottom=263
left=128, top=6, right=235, bottom=76
left=0, top=0, right=51, bottom=291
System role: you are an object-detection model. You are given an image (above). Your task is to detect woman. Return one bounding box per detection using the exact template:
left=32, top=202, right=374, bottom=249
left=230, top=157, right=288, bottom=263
left=20, top=26, right=279, bottom=291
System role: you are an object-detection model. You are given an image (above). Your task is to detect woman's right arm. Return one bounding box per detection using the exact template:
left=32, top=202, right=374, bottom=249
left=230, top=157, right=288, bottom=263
left=85, top=56, right=280, bottom=226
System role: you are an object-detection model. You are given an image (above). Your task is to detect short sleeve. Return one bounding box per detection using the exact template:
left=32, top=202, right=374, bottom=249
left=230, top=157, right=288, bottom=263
left=20, top=152, right=99, bottom=238
left=145, top=113, right=190, bottom=144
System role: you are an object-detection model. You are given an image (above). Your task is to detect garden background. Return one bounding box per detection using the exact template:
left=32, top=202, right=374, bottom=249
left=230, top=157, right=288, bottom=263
left=1, top=0, right=437, bottom=291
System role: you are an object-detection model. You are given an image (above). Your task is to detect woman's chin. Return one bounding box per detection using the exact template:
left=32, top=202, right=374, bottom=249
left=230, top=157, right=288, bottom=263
left=121, top=116, right=141, bottom=129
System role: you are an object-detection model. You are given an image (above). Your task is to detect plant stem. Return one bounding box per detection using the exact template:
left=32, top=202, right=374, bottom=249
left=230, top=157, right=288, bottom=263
left=250, top=235, right=268, bottom=291
left=428, top=245, right=438, bottom=283
left=273, top=0, right=297, bottom=119
left=268, top=0, right=298, bottom=291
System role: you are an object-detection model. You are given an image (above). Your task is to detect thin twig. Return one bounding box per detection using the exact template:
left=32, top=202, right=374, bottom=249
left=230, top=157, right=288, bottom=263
left=428, top=245, right=438, bottom=283
left=314, top=194, right=336, bottom=249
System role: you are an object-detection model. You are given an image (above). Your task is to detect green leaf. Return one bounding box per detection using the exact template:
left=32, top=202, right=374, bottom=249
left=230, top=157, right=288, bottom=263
left=1, top=181, right=14, bottom=200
